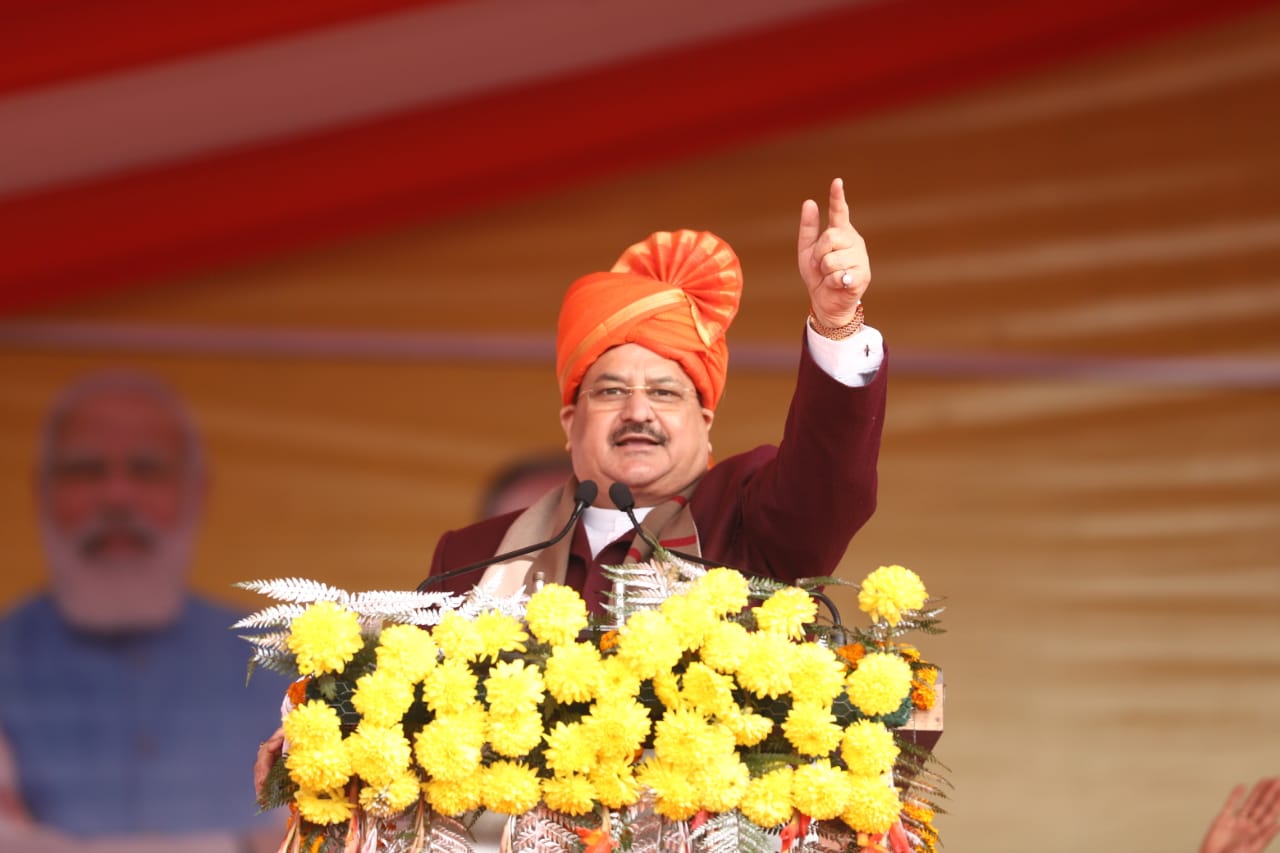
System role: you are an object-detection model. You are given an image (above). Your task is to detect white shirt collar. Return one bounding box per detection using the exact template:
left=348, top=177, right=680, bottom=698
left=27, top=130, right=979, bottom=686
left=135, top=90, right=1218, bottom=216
left=581, top=505, right=652, bottom=558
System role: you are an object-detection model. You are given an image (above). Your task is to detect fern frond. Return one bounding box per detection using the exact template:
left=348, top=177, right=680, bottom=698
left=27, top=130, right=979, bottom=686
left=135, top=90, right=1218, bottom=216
left=235, top=577, right=349, bottom=604
left=231, top=603, right=307, bottom=630
left=238, top=630, right=290, bottom=652
left=248, top=646, right=298, bottom=677
left=255, top=756, right=295, bottom=812
left=347, top=589, right=459, bottom=616
left=897, top=738, right=953, bottom=776
left=456, top=590, right=527, bottom=619
left=745, top=575, right=788, bottom=600
left=805, top=819, right=860, bottom=852
left=690, top=811, right=773, bottom=853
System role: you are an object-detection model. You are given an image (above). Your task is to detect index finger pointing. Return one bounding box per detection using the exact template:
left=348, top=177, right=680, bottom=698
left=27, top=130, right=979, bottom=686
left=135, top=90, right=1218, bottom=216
left=828, top=177, right=851, bottom=230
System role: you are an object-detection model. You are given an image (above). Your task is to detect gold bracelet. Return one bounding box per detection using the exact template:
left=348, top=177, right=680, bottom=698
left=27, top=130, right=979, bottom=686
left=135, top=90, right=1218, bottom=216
left=808, top=304, right=865, bottom=340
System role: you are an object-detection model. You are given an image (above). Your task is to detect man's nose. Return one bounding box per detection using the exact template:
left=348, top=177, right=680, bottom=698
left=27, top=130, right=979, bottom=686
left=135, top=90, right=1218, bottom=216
left=100, top=464, right=145, bottom=504
left=619, top=389, right=656, bottom=420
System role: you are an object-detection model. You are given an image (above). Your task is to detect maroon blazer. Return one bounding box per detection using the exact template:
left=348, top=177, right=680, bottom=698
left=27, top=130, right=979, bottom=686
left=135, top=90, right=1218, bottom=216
left=425, top=339, right=887, bottom=614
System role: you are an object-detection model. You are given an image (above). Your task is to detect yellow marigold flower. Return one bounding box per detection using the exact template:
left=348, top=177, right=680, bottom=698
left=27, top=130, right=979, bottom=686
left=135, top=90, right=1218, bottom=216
left=616, top=609, right=682, bottom=680
left=680, top=662, right=736, bottom=718
left=596, top=656, right=642, bottom=704
left=358, top=769, right=421, bottom=818
left=735, top=632, right=796, bottom=699
left=739, top=767, right=795, bottom=829
left=286, top=744, right=351, bottom=793
left=295, top=788, right=353, bottom=825
left=345, top=724, right=411, bottom=787
left=283, top=699, right=343, bottom=752
left=432, top=610, right=484, bottom=662
left=698, top=620, right=750, bottom=673
left=696, top=754, right=750, bottom=813
left=421, top=657, right=477, bottom=714
left=840, top=774, right=900, bottom=834
left=487, top=708, right=544, bottom=757
left=756, top=587, right=817, bottom=639
left=637, top=759, right=700, bottom=821
left=858, top=565, right=927, bottom=626
left=689, top=567, right=750, bottom=617
left=474, top=610, right=528, bottom=662
left=482, top=760, right=542, bottom=815
left=541, top=773, right=596, bottom=816
left=589, top=763, right=640, bottom=809
left=351, top=670, right=415, bottom=728
left=413, top=706, right=484, bottom=782
left=782, top=701, right=843, bottom=757
left=374, top=623, right=437, bottom=683
left=846, top=652, right=913, bottom=717
left=483, top=659, right=544, bottom=716
left=287, top=601, right=364, bottom=676
left=791, top=759, right=851, bottom=820
left=840, top=720, right=899, bottom=777
left=652, top=708, right=734, bottom=771
left=722, top=707, right=774, bottom=747
left=652, top=670, right=683, bottom=710
left=525, top=583, right=588, bottom=646
left=912, top=684, right=937, bottom=711
left=544, top=721, right=596, bottom=775
left=544, top=642, right=602, bottom=704
left=659, top=593, right=715, bottom=651
left=424, top=774, right=482, bottom=816
left=586, top=697, right=650, bottom=763
left=789, top=643, right=847, bottom=707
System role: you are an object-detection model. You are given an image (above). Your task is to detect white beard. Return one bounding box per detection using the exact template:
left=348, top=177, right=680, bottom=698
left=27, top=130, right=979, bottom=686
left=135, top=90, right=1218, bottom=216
left=40, top=511, right=198, bottom=634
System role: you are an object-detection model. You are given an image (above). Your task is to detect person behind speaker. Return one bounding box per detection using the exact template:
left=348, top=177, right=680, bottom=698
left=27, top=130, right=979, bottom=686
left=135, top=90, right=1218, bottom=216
left=0, top=370, right=286, bottom=853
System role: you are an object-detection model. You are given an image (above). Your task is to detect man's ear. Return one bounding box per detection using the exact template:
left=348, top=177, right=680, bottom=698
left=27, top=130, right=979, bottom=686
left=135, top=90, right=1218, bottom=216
left=702, top=407, right=715, bottom=431
left=559, top=404, right=576, bottom=447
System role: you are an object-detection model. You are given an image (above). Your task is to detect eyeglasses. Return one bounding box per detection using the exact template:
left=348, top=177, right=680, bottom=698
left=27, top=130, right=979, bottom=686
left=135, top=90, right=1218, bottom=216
left=582, top=384, right=695, bottom=409
left=48, top=453, right=181, bottom=485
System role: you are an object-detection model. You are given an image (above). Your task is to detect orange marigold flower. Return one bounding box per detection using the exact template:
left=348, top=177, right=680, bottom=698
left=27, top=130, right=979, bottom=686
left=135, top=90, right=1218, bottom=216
left=287, top=677, right=312, bottom=707
left=598, top=630, right=620, bottom=652
left=911, top=684, right=936, bottom=711
left=915, top=665, right=939, bottom=686
left=574, top=825, right=617, bottom=853
left=836, top=643, right=866, bottom=668
left=897, top=644, right=921, bottom=663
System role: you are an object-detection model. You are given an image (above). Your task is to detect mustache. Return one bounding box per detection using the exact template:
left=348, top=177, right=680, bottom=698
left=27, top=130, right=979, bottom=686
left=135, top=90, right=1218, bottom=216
left=610, top=424, right=667, bottom=445
left=71, top=510, right=161, bottom=557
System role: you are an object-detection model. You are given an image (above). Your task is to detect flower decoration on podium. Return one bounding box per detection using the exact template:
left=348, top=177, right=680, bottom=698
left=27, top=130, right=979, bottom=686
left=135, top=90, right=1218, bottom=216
left=237, top=560, right=947, bottom=853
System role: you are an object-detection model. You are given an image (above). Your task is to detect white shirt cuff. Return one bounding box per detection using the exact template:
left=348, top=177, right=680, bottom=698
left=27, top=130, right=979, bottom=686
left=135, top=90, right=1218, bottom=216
left=805, top=321, right=884, bottom=388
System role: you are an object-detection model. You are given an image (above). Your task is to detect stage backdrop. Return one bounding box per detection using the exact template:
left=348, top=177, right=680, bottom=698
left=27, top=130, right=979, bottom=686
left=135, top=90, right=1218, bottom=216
left=2, top=7, right=1278, bottom=851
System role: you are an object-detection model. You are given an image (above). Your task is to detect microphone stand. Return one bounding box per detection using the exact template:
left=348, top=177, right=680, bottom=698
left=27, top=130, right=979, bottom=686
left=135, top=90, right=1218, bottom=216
left=605, top=482, right=843, bottom=627
left=418, top=480, right=598, bottom=592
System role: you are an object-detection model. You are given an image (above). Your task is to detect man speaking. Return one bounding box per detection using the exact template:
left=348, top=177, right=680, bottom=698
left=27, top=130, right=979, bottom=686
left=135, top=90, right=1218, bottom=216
left=424, top=178, right=886, bottom=609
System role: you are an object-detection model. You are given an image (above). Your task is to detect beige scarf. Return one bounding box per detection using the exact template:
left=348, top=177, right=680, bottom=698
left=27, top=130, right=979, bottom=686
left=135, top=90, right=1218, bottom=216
left=476, top=479, right=701, bottom=597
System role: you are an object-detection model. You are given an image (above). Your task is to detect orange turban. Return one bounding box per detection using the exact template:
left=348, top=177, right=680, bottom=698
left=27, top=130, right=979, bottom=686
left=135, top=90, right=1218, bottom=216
left=556, top=230, right=742, bottom=411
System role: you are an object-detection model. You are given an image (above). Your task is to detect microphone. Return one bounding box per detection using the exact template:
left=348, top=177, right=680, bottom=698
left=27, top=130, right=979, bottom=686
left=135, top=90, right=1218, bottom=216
left=606, top=481, right=843, bottom=625
left=418, top=480, right=598, bottom=592
left=607, top=481, right=669, bottom=560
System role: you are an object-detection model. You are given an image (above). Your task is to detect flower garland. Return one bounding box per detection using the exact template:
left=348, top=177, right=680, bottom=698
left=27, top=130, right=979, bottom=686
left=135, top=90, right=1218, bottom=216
left=238, top=562, right=947, bottom=853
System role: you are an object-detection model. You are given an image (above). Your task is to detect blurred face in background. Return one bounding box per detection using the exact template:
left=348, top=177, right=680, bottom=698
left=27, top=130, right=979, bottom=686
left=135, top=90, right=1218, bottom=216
left=38, top=383, right=205, bottom=634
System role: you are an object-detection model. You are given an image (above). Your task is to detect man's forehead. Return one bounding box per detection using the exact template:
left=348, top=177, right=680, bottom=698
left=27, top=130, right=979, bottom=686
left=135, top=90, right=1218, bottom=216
left=56, top=392, right=184, bottom=449
left=584, top=344, right=691, bottom=382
